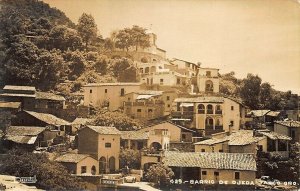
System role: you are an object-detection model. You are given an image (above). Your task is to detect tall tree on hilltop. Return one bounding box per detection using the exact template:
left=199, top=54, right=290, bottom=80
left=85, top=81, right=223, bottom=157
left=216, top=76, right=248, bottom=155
left=240, top=73, right=262, bottom=109
left=115, top=25, right=150, bottom=52
left=259, top=82, right=272, bottom=109
left=77, top=13, right=97, bottom=48
left=131, top=25, right=150, bottom=51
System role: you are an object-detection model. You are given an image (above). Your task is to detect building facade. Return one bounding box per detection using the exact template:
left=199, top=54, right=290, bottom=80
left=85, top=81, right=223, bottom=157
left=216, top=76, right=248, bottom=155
left=78, top=126, right=121, bottom=174
left=83, top=83, right=142, bottom=111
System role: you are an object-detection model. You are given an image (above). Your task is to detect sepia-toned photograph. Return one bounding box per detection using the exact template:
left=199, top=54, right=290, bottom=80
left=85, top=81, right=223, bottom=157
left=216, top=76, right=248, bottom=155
left=0, top=0, right=299, bottom=190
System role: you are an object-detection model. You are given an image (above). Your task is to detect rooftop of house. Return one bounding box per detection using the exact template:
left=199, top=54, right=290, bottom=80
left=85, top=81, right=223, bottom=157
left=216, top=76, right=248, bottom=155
left=258, top=131, right=291, bottom=141
left=71, top=117, right=92, bottom=125
left=84, top=82, right=141, bottom=87
left=6, top=126, right=46, bottom=136
left=163, top=151, right=256, bottom=171
left=121, top=131, right=149, bottom=140
left=5, top=126, right=45, bottom=145
left=0, top=93, right=36, bottom=98
left=3, top=85, right=36, bottom=91
left=142, top=121, right=197, bottom=133
left=266, top=111, right=281, bottom=117
left=85, top=125, right=121, bottom=135
left=174, top=97, right=224, bottom=103
left=55, top=153, right=92, bottom=163
left=131, top=90, right=164, bottom=95
left=195, top=130, right=265, bottom=146
left=247, top=110, right=271, bottom=117
left=275, top=120, right=300, bottom=128
left=0, top=102, right=21, bottom=109
left=23, top=110, right=70, bottom=126
left=35, top=92, right=65, bottom=101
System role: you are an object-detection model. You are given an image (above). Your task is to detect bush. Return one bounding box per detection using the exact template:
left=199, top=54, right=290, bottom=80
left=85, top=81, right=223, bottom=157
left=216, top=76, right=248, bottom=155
left=145, top=163, right=174, bottom=187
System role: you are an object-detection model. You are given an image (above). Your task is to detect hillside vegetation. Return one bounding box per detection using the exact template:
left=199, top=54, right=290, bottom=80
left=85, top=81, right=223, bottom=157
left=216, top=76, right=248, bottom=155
left=0, top=0, right=297, bottom=110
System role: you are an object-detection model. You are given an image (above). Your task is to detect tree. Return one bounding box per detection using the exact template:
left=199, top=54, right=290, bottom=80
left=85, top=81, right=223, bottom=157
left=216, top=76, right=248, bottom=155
left=131, top=25, right=150, bottom=51
left=49, top=25, right=82, bottom=51
left=114, top=26, right=150, bottom=51
left=89, top=109, right=141, bottom=131
left=77, top=13, right=97, bottom=48
left=145, top=163, right=174, bottom=186
left=259, top=82, right=272, bottom=109
left=119, top=149, right=141, bottom=169
left=111, top=57, right=138, bottom=82
left=115, top=28, right=132, bottom=51
left=240, top=73, right=262, bottom=109
left=0, top=149, right=87, bottom=190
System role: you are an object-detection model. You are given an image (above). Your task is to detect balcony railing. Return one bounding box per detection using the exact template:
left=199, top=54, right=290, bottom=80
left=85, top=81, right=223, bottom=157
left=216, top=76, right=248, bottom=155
left=171, top=111, right=194, bottom=119
left=124, top=100, right=164, bottom=106
left=198, top=109, right=205, bottom=114
left=206, top=109, right=213, bottom=114
left=215, top=110, right=222, bottom=114
left=214, top=125, right=223, bottom=130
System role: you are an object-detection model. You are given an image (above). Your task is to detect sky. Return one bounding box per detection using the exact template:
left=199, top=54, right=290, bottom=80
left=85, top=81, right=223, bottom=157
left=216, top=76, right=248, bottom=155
left=43, top=0, right=300, bottom=94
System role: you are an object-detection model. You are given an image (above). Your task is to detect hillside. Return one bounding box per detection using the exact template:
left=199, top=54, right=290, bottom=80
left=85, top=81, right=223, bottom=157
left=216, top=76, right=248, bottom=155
left=0, top=0, right=298, bottom=111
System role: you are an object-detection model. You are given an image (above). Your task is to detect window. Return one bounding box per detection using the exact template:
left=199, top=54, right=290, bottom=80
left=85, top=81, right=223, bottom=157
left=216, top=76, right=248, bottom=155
left=219, top=149, right=223, bottom=152
left=91, top=166, right=96, bottom=175
left=230, top=120, right=234, bottom=126
left=177, top=78, right=180, bottom=84
left=105, top=143, right=111, bottom=148
left=201, top=149, right=205, bottom=152
left=202, top=171, right=207, bottom=176
left=182, top=134, right=186, bottom=140
left=90, top=89, right=92, bottom=93
left=81, top=166, right=87, bottom=174
left=148, top=109, right=153, bottom=112
left=231, top=106, right=234, bottom=110
left=167, top=104, right=170, bottom=108
left=214, top=172, right=219, bottom=176
left=235, top=172, right=240, bottom=180
left=198, top=104, right=205, bottom=114
left=160, top=79, right=164, bottom=85
left=166, top=96, right=170, bottom=101
left=137, top=109, right=142, bottom=112
left=207, top=104, right=213, bottom=114
left=120, top=88, right=125, bottom=96
left=105, top=89, right=107, bottom=93
left=206, top=71, right=211, bottom=77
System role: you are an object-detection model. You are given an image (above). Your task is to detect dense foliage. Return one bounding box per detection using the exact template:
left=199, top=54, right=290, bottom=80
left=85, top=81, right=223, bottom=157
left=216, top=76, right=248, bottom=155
left=89, top=109, right=142, bottom=131
left=0, top=149, right=87, bottom=190
left=220, top=72, right=298, bottom=110
left=145, top=163, right=174, bottom=186
left=119, top=149, right=141, bottom=169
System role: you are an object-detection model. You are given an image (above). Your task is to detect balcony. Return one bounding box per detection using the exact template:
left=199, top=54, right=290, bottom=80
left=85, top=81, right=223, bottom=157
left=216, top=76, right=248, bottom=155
left=215, top=110, right=222, bottom=115
left=197, top=109, right=205, bottom=114
left=171, top=111, right=194, bottom=119
left=124, top=100, right=164, bottom=107
left=206, top=109, right=213, bottom=114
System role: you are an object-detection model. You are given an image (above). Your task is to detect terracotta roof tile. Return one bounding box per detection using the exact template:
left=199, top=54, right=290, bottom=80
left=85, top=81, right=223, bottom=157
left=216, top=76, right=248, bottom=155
left=86, top=125, right=121, bottom=135
left=163, top=151, right=256, bottom=171
left=24, top=110, right=70, bottom=126
left=55, top=153, right=91, bottom=163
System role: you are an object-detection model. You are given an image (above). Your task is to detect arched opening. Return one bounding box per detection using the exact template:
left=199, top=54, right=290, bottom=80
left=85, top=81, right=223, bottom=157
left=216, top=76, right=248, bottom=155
left=205, top=117, right=214, bottom=130
left=215, top=105, right=222, bottom=114
left=145, top=67, right=150, bottom=74
left=205, top=80, right=214, bottom=92
left=150, top=66, right=156, bottom=73
left=140, top=68, right=143, bottom=73
left=91, top=165, right=96, bottom=175
left=141, top=57, right=148, bottom=63
left=207, top=104, right=213, bottom=114
left=150, top=142, right=162, bottom=152
left=215, top=118, right=223, bottom=130
left=109, top=157, right=116, bottom=173
left=99, top=157, right=106, bottom=174
left=198, top=104, right=205, bottom=114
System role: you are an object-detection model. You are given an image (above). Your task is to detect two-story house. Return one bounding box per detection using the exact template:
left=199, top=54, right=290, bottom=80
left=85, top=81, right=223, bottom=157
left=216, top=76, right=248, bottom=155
left=78, top=125, right=121, bottom=174
left=83, top=83, right=142, bottom=111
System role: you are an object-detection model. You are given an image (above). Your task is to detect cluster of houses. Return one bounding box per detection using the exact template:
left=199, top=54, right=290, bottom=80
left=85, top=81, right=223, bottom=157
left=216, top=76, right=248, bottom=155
left=0, top=31, right=299, bottom=189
